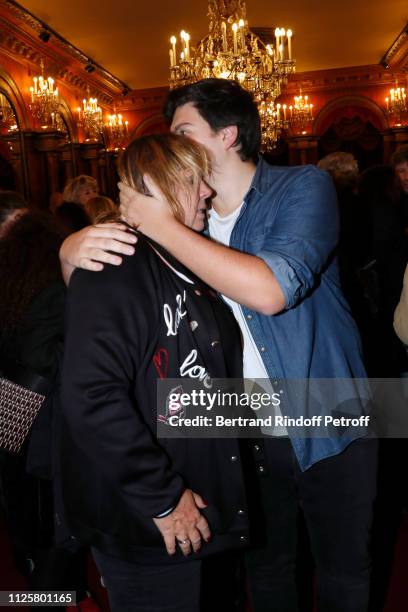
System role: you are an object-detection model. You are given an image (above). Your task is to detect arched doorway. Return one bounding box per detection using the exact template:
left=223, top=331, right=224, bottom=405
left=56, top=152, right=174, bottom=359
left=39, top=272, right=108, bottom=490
left=314, top=96, right=387, bottom=171
left=132, top=114, right=168, bottom=139
left=0, top=139, right=16, bottom=190
left=0, top=70, right=30, bottom=197
left=0, top=90, right=23, bottom=191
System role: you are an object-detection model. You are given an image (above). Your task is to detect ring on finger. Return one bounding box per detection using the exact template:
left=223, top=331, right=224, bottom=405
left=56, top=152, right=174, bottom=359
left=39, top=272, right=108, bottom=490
left=177, top=538, right=190, bottom=546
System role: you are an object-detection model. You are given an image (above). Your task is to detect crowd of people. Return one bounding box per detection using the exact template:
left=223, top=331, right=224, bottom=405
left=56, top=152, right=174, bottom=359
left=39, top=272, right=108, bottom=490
left=0, top=78, right=407, bottom=612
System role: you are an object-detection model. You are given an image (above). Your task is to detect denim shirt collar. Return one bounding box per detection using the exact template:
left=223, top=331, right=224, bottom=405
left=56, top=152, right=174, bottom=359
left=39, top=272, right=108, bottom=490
left=246, top=156, right=276, bottom=199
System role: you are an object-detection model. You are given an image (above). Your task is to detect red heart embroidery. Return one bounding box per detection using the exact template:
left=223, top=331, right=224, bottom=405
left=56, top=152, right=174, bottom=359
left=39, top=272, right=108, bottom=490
left=153, top=348, right=169, bottom=379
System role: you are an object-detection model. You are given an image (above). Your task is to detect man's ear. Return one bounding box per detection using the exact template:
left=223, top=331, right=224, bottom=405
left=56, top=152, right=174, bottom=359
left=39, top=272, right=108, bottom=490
left=220, top=125, right=238, bottom=150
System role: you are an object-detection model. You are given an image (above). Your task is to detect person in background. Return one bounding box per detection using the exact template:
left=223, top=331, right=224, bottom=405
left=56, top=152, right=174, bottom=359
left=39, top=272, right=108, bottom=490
left=316, top=152, right=388, bottom=379
left=358, top=164, right=407, bottom=376
left=0, top=190, right=27, bottom=237
left=358, top=163, right=408, bottom=612
left=394, top=264, right=408, bottom=345
left=0, top=205, right=99, bottom=612
left=317, top=152, right=370, bottom=323
left=85, top=195, right=117, bottom=223
left=55, top=175, right=98, bottom=233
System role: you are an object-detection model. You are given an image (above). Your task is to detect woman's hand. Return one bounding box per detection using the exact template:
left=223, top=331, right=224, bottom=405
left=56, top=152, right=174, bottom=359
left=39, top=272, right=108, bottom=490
left=59, top=223, right=137, bottom=284
left=119, top=178, right=175, bottom=239
left=153, top=489, right=211, bottom=557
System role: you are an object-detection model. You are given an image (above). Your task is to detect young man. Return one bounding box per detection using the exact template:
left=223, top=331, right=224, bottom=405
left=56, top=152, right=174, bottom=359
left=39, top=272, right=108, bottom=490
left=60, top=79, right=377, bottom=612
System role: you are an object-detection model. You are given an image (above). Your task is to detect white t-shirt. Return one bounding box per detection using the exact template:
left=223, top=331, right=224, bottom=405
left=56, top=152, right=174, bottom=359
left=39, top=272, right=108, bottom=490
left=208, top=205, right=287, bottom=436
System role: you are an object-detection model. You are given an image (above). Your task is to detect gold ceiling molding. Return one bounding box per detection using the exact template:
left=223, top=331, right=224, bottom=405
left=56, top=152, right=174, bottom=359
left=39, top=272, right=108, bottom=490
left=0, top=25, right=113, bottom=105
left=284, top=65, right=403, bottom=94
left=380, top=24, right=408, bottom=70
left=1, top=0, right=130, bottom=98
left=111, top=87, right=168, bottom=111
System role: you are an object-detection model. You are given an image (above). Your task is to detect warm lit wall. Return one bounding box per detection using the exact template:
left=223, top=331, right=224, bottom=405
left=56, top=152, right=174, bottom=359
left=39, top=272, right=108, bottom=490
left=277, top=61, right=408, bottom=165
left=111, top=87, right=169, bottom=140
left=0, top=1, right=137, bottom=206
left=0, top=0, right=407, bottom=205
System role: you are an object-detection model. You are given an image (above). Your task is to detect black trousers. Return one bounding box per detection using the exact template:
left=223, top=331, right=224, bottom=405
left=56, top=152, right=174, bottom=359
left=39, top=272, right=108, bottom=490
left=92, top=548, right=245, bottom=612
left=92, top=548, right=201, bottom=612
left=245, top=437, right=378, bottom=612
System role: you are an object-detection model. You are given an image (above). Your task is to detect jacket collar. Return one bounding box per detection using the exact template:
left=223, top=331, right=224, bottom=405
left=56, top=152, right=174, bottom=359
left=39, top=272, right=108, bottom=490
left=246, top=156, right=275, bottom=198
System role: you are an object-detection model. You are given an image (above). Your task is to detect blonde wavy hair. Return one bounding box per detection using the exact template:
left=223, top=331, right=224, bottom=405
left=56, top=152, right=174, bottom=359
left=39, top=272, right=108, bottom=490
left=62, top=175, right=98, bottom=204
left=86, top=196, right=117, bottom=223
left=118, top=133, right=211, bottom=223
left=317, top=152, right=359, bottom=190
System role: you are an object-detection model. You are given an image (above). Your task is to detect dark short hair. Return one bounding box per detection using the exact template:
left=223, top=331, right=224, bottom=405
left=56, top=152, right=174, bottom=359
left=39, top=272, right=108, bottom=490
left=0, top=190, right=27, bottom=225
left=163, top=78, right=261, bottom=163
left=391, top=145, right=408, bottom=167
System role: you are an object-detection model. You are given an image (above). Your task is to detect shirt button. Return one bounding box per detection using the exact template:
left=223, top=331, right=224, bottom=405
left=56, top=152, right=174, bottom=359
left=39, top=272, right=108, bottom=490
left=237, top=509, right=246, bottom=516
left=240, top=535, right=247, bottom=543
left=258, top=465, right=265, bottom=473
left=211, top=340, right=220, bottom=347
left=247, top=314, right=253, bottom=320
left=260, top=346, right=266, bottom=352
left=230, top=455, right=238, bottom=463
left=253, top=444, right=261, bottom=452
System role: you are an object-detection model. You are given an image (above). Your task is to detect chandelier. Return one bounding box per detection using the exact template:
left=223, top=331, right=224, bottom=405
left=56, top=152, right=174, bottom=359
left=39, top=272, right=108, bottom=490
left=29, top=60, right=60, bottom=126
left=385, top=83, right=407, bottom=127
left=289, top=92, right=314, bottom=134
left=168, top=0, right=295, bottom=149
left=77, top=89, right=104, bottom=141
left=259, top=102, right=289, bottom=150
left=0, top=93, right=17, bottom=132
left=105, top=112, right=129, bottom=150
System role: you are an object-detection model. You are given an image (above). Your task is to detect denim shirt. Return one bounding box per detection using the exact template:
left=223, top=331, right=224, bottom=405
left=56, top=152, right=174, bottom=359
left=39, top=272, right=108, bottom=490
left=225, top=158, right=368, bottom=471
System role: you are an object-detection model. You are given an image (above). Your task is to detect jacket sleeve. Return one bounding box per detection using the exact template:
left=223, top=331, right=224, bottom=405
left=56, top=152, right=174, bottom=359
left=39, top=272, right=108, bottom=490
left=394, top=265, right=408, bottom=345
left=20, top=281, right=66, bottom=381
left=256, top=166, right=339, bottom=309
left=60, top=256, right=184, bottom=518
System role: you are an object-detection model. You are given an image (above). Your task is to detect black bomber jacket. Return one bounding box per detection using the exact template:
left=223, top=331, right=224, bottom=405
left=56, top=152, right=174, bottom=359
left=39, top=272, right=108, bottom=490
left=59, top=235, right=249, bottom=564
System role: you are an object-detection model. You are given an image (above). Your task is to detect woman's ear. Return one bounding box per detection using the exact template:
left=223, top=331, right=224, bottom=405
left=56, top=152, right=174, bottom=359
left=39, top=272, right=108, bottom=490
left=220, top=125, right=238, bottom=150
left=141, top=174, right=153, bottom=197
left=142, top=174, right=165, bottom=201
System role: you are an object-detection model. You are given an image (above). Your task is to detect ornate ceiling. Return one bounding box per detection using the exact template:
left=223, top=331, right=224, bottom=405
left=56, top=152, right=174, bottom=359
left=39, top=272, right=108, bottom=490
left=16, top=0, right=408, bottom=90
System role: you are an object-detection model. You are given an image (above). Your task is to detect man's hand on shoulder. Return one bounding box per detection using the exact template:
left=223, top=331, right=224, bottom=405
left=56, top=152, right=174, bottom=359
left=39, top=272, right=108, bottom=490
left=59, top=223, right=137, bottom=285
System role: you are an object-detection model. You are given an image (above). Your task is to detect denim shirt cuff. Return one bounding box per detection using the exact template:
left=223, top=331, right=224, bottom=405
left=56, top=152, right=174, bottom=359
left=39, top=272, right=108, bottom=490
left=257, top=250, right=302, bottom=310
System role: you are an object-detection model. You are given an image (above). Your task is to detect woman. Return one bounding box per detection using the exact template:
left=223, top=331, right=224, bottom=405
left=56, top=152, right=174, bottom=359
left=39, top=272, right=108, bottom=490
left=0, top=189, right=27, bottom=237
left=358, top=164, right=407, bottom=376
left=85, top=194, right=117, bottom=223
left=59, top=134, right=248, bottom=612
left=55, top=175, right=98, bottom=233
left=0, top=211, right=93, bottom=608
